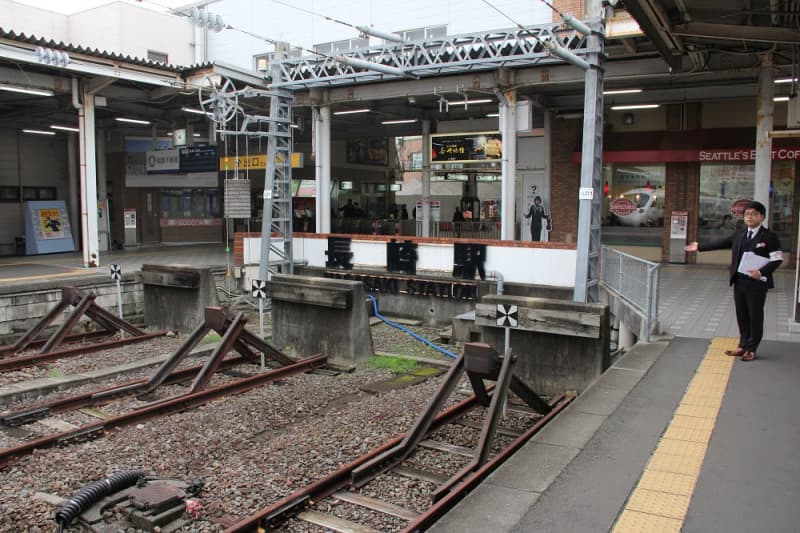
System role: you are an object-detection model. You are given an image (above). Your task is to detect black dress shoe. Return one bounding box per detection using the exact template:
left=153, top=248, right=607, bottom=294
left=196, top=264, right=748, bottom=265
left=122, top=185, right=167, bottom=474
left=725, top=347, right=746, bottom=357
left=741, top=351, right=757, bottom=362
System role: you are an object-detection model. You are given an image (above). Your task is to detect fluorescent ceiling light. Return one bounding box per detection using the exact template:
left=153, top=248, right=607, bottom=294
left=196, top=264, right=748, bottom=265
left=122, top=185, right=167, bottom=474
left=450, top=98, right=493, bottom=106
left=23, top=129, right=56, bottom=135
left=192, top=132, right=201, bottom=137
left=182, top=106, right=211, bottom=116
left=333, top=108, right=371, bottom=115
left=603, top=88, right=642, bottom=95
left=775, top=78, right=797, bottom=84
left=773, top=96, right=790, bottom=102
left=115, top=117, right=151, bottom=125
left=486, top=113, right=499, bottom=118
left=0, top=83, right=54, bottom=96
left=610, top=104, right=660, bottom=110
left=50, top=124, right=80, bottom=132
left=290, top=123, right=300, bottom=128
left=381, top=118, right=418, bottom=124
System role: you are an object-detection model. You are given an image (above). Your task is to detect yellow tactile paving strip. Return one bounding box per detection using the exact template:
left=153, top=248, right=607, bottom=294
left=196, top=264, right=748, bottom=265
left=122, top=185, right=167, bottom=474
left=612, top=337, right=737, bottom=533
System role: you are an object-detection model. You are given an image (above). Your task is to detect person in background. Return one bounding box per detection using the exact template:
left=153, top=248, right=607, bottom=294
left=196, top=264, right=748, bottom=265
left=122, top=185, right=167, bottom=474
left=452, top=206, right=464, bottom=237
left=684, top=200, right=783, bottom=362
left=400, top=205, right=409, bottom=220
left=523, top=196, right=546, bottom=242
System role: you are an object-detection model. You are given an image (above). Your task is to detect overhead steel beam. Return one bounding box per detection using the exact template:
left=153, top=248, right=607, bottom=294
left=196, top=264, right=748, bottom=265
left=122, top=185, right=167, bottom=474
left=623, top=0, right=683, bottom=71
left=673, top=22, right=800, bottom=45
left=275, top=24, right=589, bottom=89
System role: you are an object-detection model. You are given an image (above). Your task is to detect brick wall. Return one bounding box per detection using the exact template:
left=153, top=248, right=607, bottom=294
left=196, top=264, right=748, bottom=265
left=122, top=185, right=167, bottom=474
left=663, top=162, right=700, bottom=262
left=552, top=0, right=585, bottom=21
left=550, top=117, right=582, bottom=243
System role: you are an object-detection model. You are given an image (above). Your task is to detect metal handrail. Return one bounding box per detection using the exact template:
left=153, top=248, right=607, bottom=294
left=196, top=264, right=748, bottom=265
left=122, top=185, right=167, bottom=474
left=599, top=246, right=660, bottom=342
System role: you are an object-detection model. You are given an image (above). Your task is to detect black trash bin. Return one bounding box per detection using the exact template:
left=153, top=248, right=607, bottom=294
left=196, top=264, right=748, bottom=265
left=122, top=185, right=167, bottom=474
left=14, top=237, right=25, bottom=256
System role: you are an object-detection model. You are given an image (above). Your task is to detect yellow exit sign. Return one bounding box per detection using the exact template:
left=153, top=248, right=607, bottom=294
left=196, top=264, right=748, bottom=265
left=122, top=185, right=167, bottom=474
left=220, top=153, right=303, bottom=170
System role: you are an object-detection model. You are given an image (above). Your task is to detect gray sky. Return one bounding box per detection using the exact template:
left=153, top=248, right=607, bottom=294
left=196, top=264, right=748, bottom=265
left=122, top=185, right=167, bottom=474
left=14, top=0, right=190, bottom=14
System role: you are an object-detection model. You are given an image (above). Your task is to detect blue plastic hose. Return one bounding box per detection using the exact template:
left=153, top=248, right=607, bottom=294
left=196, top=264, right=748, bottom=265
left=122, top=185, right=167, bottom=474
left=367, top=294, right=459, bottom=359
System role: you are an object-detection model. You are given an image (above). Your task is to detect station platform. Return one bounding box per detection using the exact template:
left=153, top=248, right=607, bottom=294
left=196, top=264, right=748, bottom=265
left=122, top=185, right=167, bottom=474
left=431, top=264, right=800, bottom=533
left=1, top=245, right=799, bottom=532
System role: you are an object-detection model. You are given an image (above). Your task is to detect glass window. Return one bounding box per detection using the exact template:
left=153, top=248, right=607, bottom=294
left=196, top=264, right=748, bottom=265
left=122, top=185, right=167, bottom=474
left=699, top=162, right=795, bottom=247
left=601, top=164, right=666, bottom=246
left=147, top=50, right=168, bottom=64
left=160, top=189, right=220, bottom=219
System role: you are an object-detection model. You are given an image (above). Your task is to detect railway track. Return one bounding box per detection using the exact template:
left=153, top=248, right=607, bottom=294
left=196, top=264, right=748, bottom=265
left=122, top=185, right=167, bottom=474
left=0, top=308, right=326, bottom=468
left=0, top=329, right=169, bottom=373
left=0, top=354, right=326, bottom=468
left=226, top=344, right=574, bottom=532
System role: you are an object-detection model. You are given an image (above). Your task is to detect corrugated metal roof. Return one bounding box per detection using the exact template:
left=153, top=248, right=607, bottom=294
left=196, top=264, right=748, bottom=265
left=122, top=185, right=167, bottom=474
left=0, top=27, right=214, bottom=73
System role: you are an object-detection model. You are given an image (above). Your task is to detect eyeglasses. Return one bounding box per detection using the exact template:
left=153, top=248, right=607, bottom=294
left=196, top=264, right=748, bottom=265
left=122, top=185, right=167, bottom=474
left=743, top=211, right=762, bottom=217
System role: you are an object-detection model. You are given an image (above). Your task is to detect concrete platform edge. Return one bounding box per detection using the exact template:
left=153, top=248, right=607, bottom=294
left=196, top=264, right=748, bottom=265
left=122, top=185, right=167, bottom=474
left=428, top=340, right=671, bottom=533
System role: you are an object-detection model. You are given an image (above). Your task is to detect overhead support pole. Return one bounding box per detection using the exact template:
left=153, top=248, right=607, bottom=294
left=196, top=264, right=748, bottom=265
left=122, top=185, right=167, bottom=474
left=544, top=39, right=590, bottom=71
left=421, top=119, right=432, bottom=238
left=499, top=90, right=517, bottom=240
left=356, top=26, right=408, bottom=44
left=319, top=105, right=332, bottom=234
left=755, top=52, right=774, bottom=224
left=335, top=56, right=413, bottom=78
left=573, top=1, right=606, bottom=303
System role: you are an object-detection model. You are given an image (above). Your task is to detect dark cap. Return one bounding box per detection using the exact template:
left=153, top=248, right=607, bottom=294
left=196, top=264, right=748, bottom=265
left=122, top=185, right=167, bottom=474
left=746, top=200, right=766, bottom=216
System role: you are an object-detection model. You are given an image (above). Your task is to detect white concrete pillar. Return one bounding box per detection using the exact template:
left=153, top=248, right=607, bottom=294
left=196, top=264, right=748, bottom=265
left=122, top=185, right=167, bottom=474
left=499, top=90, right=517, bottom=240
left=96, top=129, right=109, bottom=252
left=755, top=53, right=774, bottom=223
left=67, top=133, right=80, bottom=250
left=315, top=105, right=331, bottom=234
left=421, top=119, right=431, bottom=237
left=78, top=89, right=100, bottom=267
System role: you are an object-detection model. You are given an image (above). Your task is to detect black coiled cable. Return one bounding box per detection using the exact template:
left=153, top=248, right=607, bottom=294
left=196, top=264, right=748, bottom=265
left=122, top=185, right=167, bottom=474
left=54, top=469, right=146, bottom=531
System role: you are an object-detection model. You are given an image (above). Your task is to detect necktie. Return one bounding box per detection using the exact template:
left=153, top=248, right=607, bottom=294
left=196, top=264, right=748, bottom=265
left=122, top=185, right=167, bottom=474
left=747, top=230, right=753, bottom=241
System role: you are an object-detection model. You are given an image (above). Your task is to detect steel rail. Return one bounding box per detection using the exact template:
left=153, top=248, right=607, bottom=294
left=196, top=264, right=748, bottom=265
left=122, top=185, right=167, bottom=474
left=401, top=394, right=573, bottom=532
left=225, top=393, right=573, bottom=533
left=0, top=327, right=147, bottom=357
left=0, top=331, right=168, bottom=372
left=0, top=355, right=326, bottom=468
left=224, top=393, right=482, bottom=532
left=0, top=355, right=250, bottom=425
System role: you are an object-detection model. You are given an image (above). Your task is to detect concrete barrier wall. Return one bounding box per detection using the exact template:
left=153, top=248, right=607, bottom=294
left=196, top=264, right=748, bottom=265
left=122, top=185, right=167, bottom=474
left=269, top=274, right=373, bottom=370
left=0, top=275, right=143, bottom=339
left=476, top=295, right=610, bottom=396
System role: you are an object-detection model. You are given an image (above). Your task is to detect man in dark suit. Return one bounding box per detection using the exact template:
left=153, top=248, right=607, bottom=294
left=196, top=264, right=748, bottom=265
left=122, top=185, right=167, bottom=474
left=685, top=201, right=783, bottom=361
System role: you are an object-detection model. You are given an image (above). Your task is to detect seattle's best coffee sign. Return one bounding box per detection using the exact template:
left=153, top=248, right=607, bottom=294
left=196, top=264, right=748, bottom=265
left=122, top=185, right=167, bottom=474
left=698, top=148, right=800, bottom=161
left=577, top=148, right=800, bottom=163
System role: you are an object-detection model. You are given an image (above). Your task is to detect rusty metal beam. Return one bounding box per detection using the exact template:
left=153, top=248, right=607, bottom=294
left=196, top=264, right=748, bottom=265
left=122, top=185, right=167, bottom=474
left=189, top=312, right=247, bottom=393
left=40, top=292, right=96, bottom=353
left=351, top=354, right=466, bottom=487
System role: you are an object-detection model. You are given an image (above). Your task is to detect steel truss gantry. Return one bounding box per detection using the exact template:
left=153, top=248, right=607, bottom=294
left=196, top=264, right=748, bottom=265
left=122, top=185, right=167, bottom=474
left=200, top=52, right=295, bottom=283
left=273, top=23, right=593, bottom=89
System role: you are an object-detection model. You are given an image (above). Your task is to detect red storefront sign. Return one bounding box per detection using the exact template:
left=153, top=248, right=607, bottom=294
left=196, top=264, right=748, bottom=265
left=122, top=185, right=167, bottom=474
left=572, top=148, right=800, bottom=163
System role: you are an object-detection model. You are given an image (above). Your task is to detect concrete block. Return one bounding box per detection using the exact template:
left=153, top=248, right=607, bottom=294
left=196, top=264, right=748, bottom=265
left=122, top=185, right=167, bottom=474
left=270, top=274, right=373, bottom=370
left=142, top=264, right=218, bottom=333
left=480, top=295, right=610, bottom=396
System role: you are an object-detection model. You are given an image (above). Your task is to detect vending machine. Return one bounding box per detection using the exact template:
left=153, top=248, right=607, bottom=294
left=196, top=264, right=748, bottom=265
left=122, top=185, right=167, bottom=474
left=669, top=210, right=689, bottom=264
